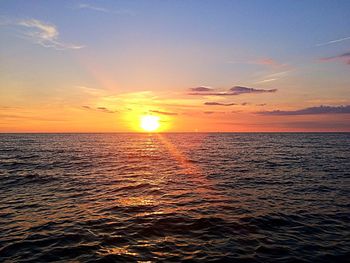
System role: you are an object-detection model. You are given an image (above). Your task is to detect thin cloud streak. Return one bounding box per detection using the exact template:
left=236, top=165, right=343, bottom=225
left=316, top=36, right=350, bottom=46
left=77, top=3, right=134, bottom=15
left=82, top=106, right=117, bottom=113
left=149, top=110, right=178, bottom=116
left=204, top=102, right=237, bottom=106
left=189, top=86, right=277, bottom=96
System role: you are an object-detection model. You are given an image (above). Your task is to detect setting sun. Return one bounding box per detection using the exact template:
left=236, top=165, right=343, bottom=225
left=140, top=115, right=160, bottom=132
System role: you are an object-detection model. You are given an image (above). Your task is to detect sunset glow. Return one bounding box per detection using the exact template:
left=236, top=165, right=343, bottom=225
left=1, top=1, right=349, bottom=262
left=140, top=115, right=160, bottom=132
left=0, top=1, right=349, bottom=132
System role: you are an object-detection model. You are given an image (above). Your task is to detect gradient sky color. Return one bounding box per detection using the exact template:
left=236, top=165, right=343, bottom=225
left=1, top=0, right=350, bottom=132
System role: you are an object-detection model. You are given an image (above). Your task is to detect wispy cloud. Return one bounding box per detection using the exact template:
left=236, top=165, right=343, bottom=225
left=255, top=69, right=293, bottom=84
left=3, top=18, right=84, bottom=50
left=228, top=57, right=286, bottom=68
left=204, top=102, right=237, bottom=106
left=320, top=52, right=350, bottom=65
left=82, top=105, right=117, bottom=113
left=77, top=3, right=134, bottom=15
left=189, top=86, right=277, bottom=96
left=149, top=110, right=178, bottom=116
left=257, top=105, right=350, bottom=115
left=316, top=36, right=350, bottom=47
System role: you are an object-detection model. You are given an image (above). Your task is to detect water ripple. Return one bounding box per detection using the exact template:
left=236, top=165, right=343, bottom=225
left=0, top=133, right=349, bottom=262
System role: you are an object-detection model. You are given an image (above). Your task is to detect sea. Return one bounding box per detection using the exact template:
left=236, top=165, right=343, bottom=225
left=0, top=133, right=349, bottom=262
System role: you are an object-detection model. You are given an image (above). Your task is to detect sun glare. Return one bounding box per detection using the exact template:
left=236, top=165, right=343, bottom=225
left=140, top=115, right=160, bottom=132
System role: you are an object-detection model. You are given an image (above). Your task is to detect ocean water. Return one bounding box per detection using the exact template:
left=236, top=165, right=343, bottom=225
left=0, top=133, right=349, bottom=262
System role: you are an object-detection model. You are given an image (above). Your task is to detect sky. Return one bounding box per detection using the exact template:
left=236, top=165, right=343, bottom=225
left=0, top=0, right=350, bottom=132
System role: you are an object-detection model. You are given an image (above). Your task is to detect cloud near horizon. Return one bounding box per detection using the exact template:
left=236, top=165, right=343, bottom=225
left=257, top=105, right=350, bottom=116
left=189, top=86, right=277, bottom=96
left=5, top=18, right=84, bottom=50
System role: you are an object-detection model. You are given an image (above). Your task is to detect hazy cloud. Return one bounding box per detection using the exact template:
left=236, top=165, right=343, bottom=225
left=228, top=57, right=284, bottom=68
left=96, top=107, right=117, bottom=113
left=189, top=86, right=277, bottom=96
left=321, top=52, right=350, bottom=65
left=204, top=102, right=237, bottom=106
left=284, top=121, right=350, bottom=129
left=78, top=3, right=110, bottom=13
left=203, top=111, right=225, bottom=114
left=257, top=105, right=350, bottom=115
left=150, top=110, right=178, bottom=116
left=4, top=18, right=84, bottom=50
left=254, top=58, right=281, bottom=67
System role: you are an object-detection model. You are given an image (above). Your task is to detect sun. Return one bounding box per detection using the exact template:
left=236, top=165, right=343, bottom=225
left=140, top=115, right=160, bottom=132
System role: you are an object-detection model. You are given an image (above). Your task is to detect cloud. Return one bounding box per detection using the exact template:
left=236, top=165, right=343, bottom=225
left=256, top=103, right=267, bottom=106
left=203, top=111, right=226, bottom=114
left=78, top=3, right=109, bottom=13
left=230, top=86, right=277, bottom=94
left=283, top=121, right=350, bottom=130
left=190, top=86, right=213, bottom=92
left=257, top=105, right=350, bottom=115
left=255, top=70, right=292, bottom=84
left=189, top=86, right=277, bottom=96
left=7, top=18, right=84, bottom=50
left=77, top=3, right=134, bottom=15
left=256, top=78, right=277, bottom=83
left=149, top=110, right=178, bottom=116
left=321, top=52, right=350, bottom=65
left=82, top=106, right=117, bottom=113
left=316, top=36, right=350, bottom=47
left=204, top=102, right=237, bottom=106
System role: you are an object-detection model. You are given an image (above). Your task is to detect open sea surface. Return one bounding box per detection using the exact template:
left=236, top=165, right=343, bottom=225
left=0, top=133, right=349, bottom=262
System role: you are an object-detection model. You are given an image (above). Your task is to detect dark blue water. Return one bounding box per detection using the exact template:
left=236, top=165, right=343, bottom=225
left=0, top=133, right=349, bottom=262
